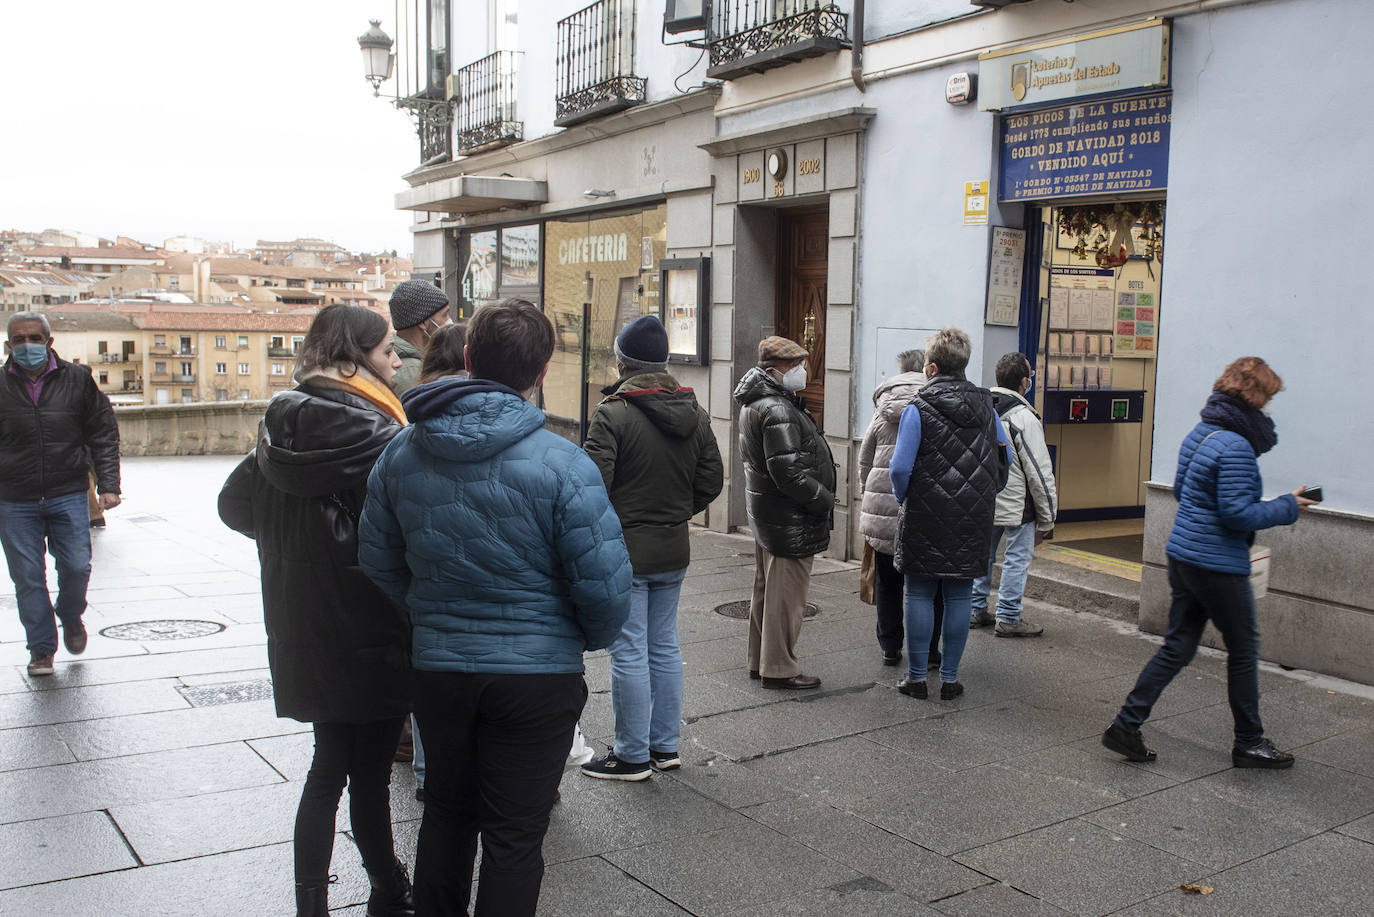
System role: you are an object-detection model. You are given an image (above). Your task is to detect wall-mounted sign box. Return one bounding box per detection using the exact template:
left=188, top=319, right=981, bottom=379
left=978, top=19, right=1170, bottom=112
left=659, top=257, right=711, bottom=365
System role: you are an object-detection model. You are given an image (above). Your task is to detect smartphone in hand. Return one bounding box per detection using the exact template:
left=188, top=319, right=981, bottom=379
left=1299, top=485, right=1323, bottom=502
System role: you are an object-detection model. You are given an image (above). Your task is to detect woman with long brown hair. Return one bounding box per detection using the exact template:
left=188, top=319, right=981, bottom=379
left=219, top=305, right=415, bottom=916
left=1103, top=356, right=1315, bottom=769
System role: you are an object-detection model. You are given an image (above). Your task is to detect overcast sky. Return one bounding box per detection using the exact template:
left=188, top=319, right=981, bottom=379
left=5, top=1, right=420, bottom=255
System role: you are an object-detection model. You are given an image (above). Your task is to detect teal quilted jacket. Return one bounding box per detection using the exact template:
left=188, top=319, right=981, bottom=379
left=359, top=378, right=631, bottom=673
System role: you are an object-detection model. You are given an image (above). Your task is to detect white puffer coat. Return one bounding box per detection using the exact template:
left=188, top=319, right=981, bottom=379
left=857, top=372, right=927, bottom=555
left=990, top=387, right=1058, bottom=530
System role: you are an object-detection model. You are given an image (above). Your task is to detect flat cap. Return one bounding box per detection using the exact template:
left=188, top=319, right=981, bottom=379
left=758, top=335, right=808, bottom=364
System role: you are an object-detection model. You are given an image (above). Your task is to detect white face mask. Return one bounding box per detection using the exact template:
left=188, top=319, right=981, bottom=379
left=781, top=364, right=807, bottom=392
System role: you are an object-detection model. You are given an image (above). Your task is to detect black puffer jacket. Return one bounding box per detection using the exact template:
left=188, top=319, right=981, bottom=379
left=584, top=371, right=723, bottom=574
left=0, top=356, right=119, bottom=501
left=895, top=376, right=1009, bottom=578
left=734, top=367, right=835, bottom=558
left=218, top=382, right=411, bottom=724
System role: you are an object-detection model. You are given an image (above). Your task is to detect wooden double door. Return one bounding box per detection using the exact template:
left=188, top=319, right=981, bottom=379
left=775, top=206, right=829, bottom=427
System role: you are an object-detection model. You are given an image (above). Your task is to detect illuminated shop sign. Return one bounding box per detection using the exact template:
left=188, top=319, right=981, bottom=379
left=998, top=92, right=1171, bottom=202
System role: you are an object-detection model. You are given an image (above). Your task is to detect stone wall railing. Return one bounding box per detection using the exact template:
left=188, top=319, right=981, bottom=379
left=115, top=401, right=268, bottom=456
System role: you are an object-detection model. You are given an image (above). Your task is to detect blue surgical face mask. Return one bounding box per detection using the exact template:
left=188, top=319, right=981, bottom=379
left=10, top=343, right=48, bottom=371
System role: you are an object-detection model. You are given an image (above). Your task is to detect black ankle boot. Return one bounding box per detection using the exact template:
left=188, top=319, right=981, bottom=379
left=366, top=858, right=416, bottom=917
left=295, top=882, right=328, bottom=917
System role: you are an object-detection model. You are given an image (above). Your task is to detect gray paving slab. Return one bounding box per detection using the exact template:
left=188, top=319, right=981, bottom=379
left=0, top=678, right=188, bottom=729
left=1336, top=812, right=1374, bottom=843
left=603, top=821, right=860, bottom=917
left=1194, top=759, right=1374, bottom=833
left=1068, top=727, right=1234, bottom=784
left=740, top=797, right=987, bottom=903
left=0, top=742, right=282, bottom=823
left=931, top=882, right=1073, bottom=916
left=863, top=701, right=1105, bottom=770
left=1114, top=831, right=1374, bottom=917
left=544, top=765, right=747, bottom=863
left=848, top=760, right=1123, bottom=856
left=0, top=835, right=371, bottom=917
left=0, top=810, right=137, bottom=890
left=726, top=882, right=942, bottom=916
left=536, top=856, right=693, bottom=916
left=741, top=736, right=933, bottom=809
left=0, top=724, right=76, bottom=772
left=682, top=634, right=752, bottom=677
left=954, top=818, right=1205, bottom=916
left=25, top=644, right=268, bottom=691
left=55, top=699, right=304, bottom=760
left=683, top=673, right=769, bottom=721
left=110, top=781, right=343, bottom=864
left=676, top=607, right=754, bottom=644
left=0, top=665, right=31, bottom=695
left=995, top=741, right=1178, bottom=801
left=1153, top=688, right=1364, bottom=750
left=666, top=758, right=800, bottom=811
left=246, top=730, right=316, bottom=780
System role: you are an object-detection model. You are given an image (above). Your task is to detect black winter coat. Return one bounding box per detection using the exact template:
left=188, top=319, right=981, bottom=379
left=0, top=356, right=120, bottom=502
left=895, top=376, right=1009, bottom=578
left=734, top=367, right=835, bottom=558
left=584, top=371, right=723, bottom=574
left=218, top=383, right=411, bottom=724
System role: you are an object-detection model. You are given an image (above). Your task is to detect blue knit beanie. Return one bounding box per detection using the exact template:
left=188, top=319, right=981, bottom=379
left=614, top=315, right=669, bottom=370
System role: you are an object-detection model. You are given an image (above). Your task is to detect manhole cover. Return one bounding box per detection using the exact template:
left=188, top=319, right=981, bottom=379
left=713, top=600, right=819, bottom=619
left=178, top=679, right=274, bottom=707
left=99, top=619, right=226, bottom=641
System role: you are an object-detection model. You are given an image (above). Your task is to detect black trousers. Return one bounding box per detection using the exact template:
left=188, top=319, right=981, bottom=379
left=873, top=549, right=943, bottom=656
left=414, top=671, right=587, bottom=917
left=294, top=717, right=407, bottom=885
left=1115, top=558, right=1264, bottom=745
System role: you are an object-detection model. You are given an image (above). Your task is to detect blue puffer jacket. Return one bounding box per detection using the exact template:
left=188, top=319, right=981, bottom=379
left=358, top=378, right=632, bottom=674
left=1165, top=422, right=1299, bottom=575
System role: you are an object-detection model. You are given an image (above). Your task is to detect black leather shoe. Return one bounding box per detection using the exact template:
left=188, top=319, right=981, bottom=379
left=940, top=681, right=965, bottom=700
left=1233, top=738, right=1294, bottom=769
left=761, top=673, right=821, bottom=690
left=1102, top=724, right=1157, bottom=762
left=881, top=651, right=902, bottom=666
left=749, top=669, right=760, bottom=680
left=295, top=883, right=329, bottom=917
left=365, top=858, right=415, bottom=917
left=896, top=677, right=927, bottom=699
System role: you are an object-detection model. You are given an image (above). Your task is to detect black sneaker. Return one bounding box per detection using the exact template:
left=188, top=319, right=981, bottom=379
left=580, top=750, right=651, bottom=782
left=1102, top=724, right=1157, bottom=762
left=1233, top=738, right=1294, bottom=770
left=940, top=681, right=965, bottom=700
left=881, top=650, right=902, bottom=666
left=649, top=749, right=681, bottom=772
left=896, top=677, right=927, bottom=699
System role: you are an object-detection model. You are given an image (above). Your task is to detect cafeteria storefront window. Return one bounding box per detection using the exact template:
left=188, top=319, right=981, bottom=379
left=541, top=204, right=667, bottom=440
left=456, top=224, right=541, bottom=319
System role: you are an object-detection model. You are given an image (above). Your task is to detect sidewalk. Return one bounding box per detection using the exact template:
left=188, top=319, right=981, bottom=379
left=2, top=455, right=1371, bottom=916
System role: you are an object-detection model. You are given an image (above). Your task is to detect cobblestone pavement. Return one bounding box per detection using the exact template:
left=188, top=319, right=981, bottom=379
left=2, top=456, right=1372, bottom=916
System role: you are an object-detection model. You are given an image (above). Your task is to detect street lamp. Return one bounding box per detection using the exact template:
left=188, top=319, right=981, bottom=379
left=358, top=20, right=394, bottom=97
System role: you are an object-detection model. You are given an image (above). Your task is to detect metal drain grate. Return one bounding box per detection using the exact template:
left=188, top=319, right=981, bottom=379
left=713, top=600, right=819, bottom=619
left=99, top=619, right=226, bottom=641
left=178, top=678, right=274, bottom=707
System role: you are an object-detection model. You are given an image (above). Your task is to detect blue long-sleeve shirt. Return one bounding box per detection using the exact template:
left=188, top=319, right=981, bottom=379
left=890, top=404, right=1013, bottom=503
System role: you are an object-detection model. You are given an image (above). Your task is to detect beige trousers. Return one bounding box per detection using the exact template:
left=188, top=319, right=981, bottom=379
left=748, top=543, right=814, bottom=679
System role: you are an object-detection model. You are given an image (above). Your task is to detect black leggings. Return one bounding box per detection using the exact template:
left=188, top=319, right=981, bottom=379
left=294, top=717, right=406, bottom=885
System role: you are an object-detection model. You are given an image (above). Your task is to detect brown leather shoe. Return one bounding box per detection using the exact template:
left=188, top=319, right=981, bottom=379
left=27, top=652, right=55, bottom=677
left=62, top=622, right=88, bottom=656
left=761, top=673, right=822, bottom=690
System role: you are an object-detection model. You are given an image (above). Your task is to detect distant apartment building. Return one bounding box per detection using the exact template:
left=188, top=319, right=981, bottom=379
left=43, top=310, right=145, bottom=405
left=20, top=246, right=163, bottom=278
left=0, top=268, right=97, bottom=312
left=253, top=238, right=347, bottom=265
left=137, top=311, right=314, bottom=405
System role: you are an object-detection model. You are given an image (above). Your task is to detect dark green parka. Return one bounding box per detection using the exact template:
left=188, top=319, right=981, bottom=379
left=584, top=371, right=723, bottom=574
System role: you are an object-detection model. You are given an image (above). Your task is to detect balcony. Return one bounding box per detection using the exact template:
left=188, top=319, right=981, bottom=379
left=150, top=344, right=197, bottom=357
left=555, top=0, right=647, bottom=128
left=707, top=1, right=850, bottom=81
left=266, top=347, right=295, bottom=358
left=98, top=352, right=140, bottom=363
left=449, top=51, right=522, bottom=155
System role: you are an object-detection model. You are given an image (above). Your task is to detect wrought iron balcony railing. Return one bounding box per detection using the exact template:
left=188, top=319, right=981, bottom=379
left=555, top=0, right=647, bottom=127
left=449, top=51, right=522, bottom=155
left=396, top=92, right=454, bottom=164
left=707, top=1, right=850, bottom=81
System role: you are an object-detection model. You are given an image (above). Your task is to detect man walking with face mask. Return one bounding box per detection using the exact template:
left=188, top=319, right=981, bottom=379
left=733, top=336, right=835, bottom=690
left=388, top=279, right=453, bottom=396
left=1, top=312, right=120, bottom=677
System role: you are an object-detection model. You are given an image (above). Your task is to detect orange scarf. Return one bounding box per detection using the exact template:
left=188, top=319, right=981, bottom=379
left=303, top=366, right=408, bottom=426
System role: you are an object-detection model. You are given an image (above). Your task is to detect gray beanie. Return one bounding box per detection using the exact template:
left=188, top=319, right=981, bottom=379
left=388, top=279, right=449, bottom=330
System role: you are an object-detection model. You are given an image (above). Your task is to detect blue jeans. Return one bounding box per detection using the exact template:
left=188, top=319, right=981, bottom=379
left=610, top=567, right=687, bottom=763
left=0, top=491, right=92, bottom=656
left=412, top=714, right=425, bottom=788
left=1115, top=558, right=1264, bottom=745
left=971, top=523, right=1037, bottom=623
left=905, top=575, right=972, bottom=683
